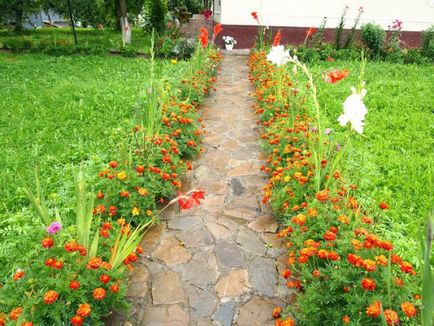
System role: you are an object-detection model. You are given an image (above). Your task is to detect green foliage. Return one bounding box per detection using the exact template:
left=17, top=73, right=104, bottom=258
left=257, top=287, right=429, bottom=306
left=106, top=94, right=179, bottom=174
left=421, top=214, right=434, bottom=325
left=361, top=23, right=386, bottom=58
left=143, top=0, right=168, bottom=33
left=334, top=5, right=348, bottom=50
left=421, top=25, right=434, bottom=61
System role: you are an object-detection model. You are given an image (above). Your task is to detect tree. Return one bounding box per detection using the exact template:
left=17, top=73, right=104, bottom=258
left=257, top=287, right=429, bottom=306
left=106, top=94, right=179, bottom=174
left=0, top=0, right=42, bottom=31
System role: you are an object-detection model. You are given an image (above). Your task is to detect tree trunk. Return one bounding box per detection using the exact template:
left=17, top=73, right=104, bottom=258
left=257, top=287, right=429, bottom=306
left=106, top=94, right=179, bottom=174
left=14, top=7, right=24, bottom=32
left=118, top=0, right=131, bottom=45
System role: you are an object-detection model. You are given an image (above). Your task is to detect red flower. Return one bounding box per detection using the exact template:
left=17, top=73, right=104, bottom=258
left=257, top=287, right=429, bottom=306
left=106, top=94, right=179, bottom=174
left=70, top=315, right=84, bottom=326
left=9, top=307, right=23, bottom=320
left=178, top=189, right=205, bottom=210
left=108, top=161, right=118, bottom=168
left=110, top=284, right=120, bottom=293
left=379, top=201, right=389, bottom=210
left=69, top=280, right=80, bottom=290
left=199, top=27, right=209, bottom=48
left=52, top=260, right=64, bottom=270
left=306, top=27, right=317, bottom=38
left=324, top=230, right=336, bottom=241
left=213, top=23, right=222, bottom=40
left=401, top=302, right=417, bottom=318
left=87, top=257, right=102, bottom=269
left=400, top=261, right=415, bottom=275
left=41, top=237, right=54, bottom=248
left=366, top=301, right=382, bottom=317
left=43, top=290, right=59, bottom=304
left=323, top=69, right=349, bottom=84
left=21, top=322, right=33, bottom=326
left=13, top=270, right=25, bottom=281
left=312, top=270, right=321, bottom=277
left=273, top=306, right=282, bottom=318
left=273, top=31, right=282, bottom=46
left=92, top=288, right=106, bottom=301
left=99, top=274, right=111, bottom=284
left=76, top=303, right=91, bottom=317
left=282, top=269, right=291, bottom=279
left=361, top=278, right=376, bottom=291
left=384, top=309, right=399, bottom=325
left=136, top=165, right=145, bottom=174
left=251, top=11, right=259, bottom=22
left=342, top=316, right=350, bottom=324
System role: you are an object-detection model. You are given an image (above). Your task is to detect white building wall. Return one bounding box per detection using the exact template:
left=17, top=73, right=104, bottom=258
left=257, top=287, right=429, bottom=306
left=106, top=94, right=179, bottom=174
left=218, top=0, right=434, bottom=31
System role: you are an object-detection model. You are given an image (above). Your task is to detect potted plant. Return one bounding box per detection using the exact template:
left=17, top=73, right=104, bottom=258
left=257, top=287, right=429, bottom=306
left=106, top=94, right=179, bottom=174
left=223, top=35, right=237, bottom=51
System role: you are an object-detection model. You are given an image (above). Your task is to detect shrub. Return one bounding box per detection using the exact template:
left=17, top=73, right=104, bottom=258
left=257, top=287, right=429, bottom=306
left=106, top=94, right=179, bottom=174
left=361, top=23, right=385, bottom=58
left=2, top=37, right=33, bottom=52
left=403, top=48, right=430, bottom=64
left=144, top=0, right=169, bottom=33
left=421, top=25, right=434, bottom=61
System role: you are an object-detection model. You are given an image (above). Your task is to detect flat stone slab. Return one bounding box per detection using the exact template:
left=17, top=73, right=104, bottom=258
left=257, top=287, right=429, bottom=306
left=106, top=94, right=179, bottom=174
left=182, top=250, right=219, bottom=287
left=152, top=235, right=192, bottom=265
left=236, top=296, right=280, bottom=326
left=141, top=305, right=189, bottom=326
left=214, top=240, right=244, bottom=269
left=178, top=225, right=214, bottom=248
left=213, top=300, right=236, bottom=326
left=215, top=269, right=251, bottom=298
left=126, top=266, right=150, bottom=298
left=248, top=215, right=278, bottom=233
left=247, top=258, right=278, bottom=297
left=185, top=285, right=218, bottom=319
left=152, top=271, right=186, bottom=305
left=236, top=227, right=267, bottom=256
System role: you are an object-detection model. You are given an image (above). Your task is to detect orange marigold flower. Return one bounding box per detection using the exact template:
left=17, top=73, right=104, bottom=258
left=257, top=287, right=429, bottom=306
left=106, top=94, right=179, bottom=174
left=110, top=284, right=120, bottom=293
left=76, top=303, right=91, bottom=317
left=351, top=239, right=362, bottom=251
left=13, top=270, right=25, bottom=281
left=361, top=278, right=376, bottom=291
left=379, top=201, right=389, bottom=210
left=21, top=322, right=33, bottom=326
left=282, top=269, right=291, bottom=279
left=327, top=251, right=340, bottom=261
left=312, top=269, right=321, bottom=277
left=291, top=214, right=306, bottom=226
left=41, top=237, right=54, bottom=248
left=315, top=189, right=329, bottom=203
left=400, top=261, right=415, bottom=275
left=347, top=253, right=363, bottom=266
left=87, top=257, right=102, bottom=270
left=273, top=306, right=282, bottom=318
left=99, top=274, right=111, bottom=284
left=69, top=280, right=80, bottom=290
left=70, top=315, right=84, bottom=326
left=391, top=254, right=402, bottom=265
left=108, top=161, right=118, bottom=168
left=366, top=301, right=382, bottom=317
left=64, top=241, right=78, bottom=252
left=307, top=208, right=318, bottom=217
left=10, top=307, right=23, bottom=320
left=324, top=230, right=336, bottom=241
left=338, top=214, right=349, bottom=224
left=43, top=290, right=59, bottom=304
left=362, top=259, right=377, bottom=272
left=52, top=260, right=64, bottom=270
left=342, top=315, right=350, bottom=324
left=92, top=288, right=106, bottom=301
left=375, top=255, right=388, bottom=266
left=401, top=302, right=417, bottom=318
left=384, top=309, right=399, bottom=325
left=394, top=277, right=404, bottom=286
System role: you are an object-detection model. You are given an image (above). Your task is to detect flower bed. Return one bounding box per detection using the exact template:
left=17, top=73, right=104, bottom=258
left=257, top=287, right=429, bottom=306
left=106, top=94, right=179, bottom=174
left=248, top=50, right=421, bottom=325
left=0, top=40, right=222, bottom=325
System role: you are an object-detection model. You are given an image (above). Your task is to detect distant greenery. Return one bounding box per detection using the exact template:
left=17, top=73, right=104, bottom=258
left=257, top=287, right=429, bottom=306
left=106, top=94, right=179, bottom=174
left=311, top=59, right=434, bottom=263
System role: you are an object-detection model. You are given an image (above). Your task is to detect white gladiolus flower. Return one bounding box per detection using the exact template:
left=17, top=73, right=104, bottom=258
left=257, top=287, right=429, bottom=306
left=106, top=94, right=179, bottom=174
left=337, top=86, right=368, bottom=134
left=266, top=45, right=291, bottom=66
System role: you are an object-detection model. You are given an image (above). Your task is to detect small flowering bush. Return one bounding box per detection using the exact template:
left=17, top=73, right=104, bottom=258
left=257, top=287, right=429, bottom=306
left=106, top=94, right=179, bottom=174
left=248, top=48, right=421, bottom=325
left=0, top=29, right=222, bottom=325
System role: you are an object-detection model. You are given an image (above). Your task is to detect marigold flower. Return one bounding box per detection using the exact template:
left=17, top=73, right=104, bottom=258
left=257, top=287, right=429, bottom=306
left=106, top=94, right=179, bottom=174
left=110, top=284, right=120, bottom=293
left=99, top=274, right=111, bottom=284
left=13, top=270, right=25, bottom=281
left=347, top=253, right=363, bottom=266
left=131, top=207, right=140, bottom=216
left=64, top=241, right=78, bottom=252
left=76, top=303, right=91, bottom=317
left=351, top=239, right=362, bottom=250
left=324, top=230, right=336, bottom=241
left=379, top=201, right=389, bottom=210
left=401, top=302, right=417, bottom=318
left=87, top=257, right=102, bottom=269
left=41, top=237, right=54, bottom=248
left=273, top=306, right=282, bottom=318
left=366, top=301, right=382, bottom=317
left=400, top=261, right=416, bottom=275
left=362, top=259, right=377, bottom=272
left=342, top=315, right=350, bottom=324
left=52, top=260, right=64, bottom=270
left=43, top=290, right=59, bottom=304
left=338, top=214, right=349, bottom=224
left=394, top=277, right=404, bottom=286
left=21, top=322, right=33, bottom=326
left=9, top=307, right=23, bottom=320
left=109, top=161, right=118, bottom=168
left=92, top=288, right=106, bottom=301
left=375, top=255, right=388, bottom=266
left=384, top=309, right=399, bottom=325
left=282, top=269, right=291, bottom=279
left=69, top=280, right=80, bottom=290
left=117, top=171, right=127, bottom=181
left=70, top=315, right=84, bottom=326
left=291, top=214, right=306, bottom=226
left=315, top=189, right=329, bottom=203
left=361, top=278, right=376, bottom=291
left=391, top=254, right=402, bottom=264
left=312, top=269, right=321, bottom=277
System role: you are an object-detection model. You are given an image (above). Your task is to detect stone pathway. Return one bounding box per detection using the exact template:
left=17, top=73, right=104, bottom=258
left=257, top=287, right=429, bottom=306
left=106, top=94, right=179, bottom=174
left=110, top=55, right=291, bottom=326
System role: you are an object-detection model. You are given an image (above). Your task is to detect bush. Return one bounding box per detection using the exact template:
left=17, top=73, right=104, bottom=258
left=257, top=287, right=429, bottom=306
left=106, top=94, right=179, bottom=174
left=144, top=0, right=169, bottom=33
left=361, top=23, right=385, bottom=58
left=421, top=25, right=434, bottom=61
left=403, top=48, right=430, bottom=64
left=2, top=37, right=33, bottom=52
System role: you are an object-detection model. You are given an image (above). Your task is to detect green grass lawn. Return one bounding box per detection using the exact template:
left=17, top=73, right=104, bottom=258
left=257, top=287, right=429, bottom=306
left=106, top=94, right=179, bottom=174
left=0, top=27, right=151, bottom=52
left=0, top=52, right=185, bottom=214
left=311, top=60, right=434, bottom=261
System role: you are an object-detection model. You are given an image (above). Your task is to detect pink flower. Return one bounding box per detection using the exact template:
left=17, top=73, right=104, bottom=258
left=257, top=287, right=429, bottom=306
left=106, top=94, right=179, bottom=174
left=47, top=221, right=62, bottom=234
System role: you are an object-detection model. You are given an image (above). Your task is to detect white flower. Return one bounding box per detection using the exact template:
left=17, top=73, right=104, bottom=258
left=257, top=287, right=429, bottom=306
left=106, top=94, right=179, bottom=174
left=337, top=86, right=368, bottom=134
left=266, top=45, right=291, bottom=66
left=223, top=35, right=236, bottom=45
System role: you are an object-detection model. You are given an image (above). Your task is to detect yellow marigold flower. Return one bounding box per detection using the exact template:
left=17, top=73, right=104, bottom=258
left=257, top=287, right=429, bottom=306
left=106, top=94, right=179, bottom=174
left=117, top=171, right=127, bottom=181
left=146, top=210, right=153, bottom=216
left=171, top=59, right=177, bottom=64
left=132, top=207, right=140, bottom=216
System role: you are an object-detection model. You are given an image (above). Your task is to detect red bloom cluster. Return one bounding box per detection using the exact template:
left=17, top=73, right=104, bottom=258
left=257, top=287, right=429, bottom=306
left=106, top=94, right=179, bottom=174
left=199, top=26, right=209, bottom=47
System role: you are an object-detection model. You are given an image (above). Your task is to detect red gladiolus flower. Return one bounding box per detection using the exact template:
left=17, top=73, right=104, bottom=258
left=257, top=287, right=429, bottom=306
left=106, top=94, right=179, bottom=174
left=306, top=27, right=317, bottom=38
left=361, top=278, right=376, bottom=291
left=92, top=288, right=106, bottom=301
left=69, top=280, right=80, bottom=290
left=99, top=274, right=111, bottom=284
left=384, top=309, right=399, bottom=325
left=43, top=290, right=59, bottom=304
left=323, top=69, right=349, bottom=83
left=178, top=189, right=205, bottom=210
left=251, top=11, right=259, bottom=22
left=41, top=237, right=54, bottom=248
left=70, top=315, right=84, bottom=326
left=199, top=27, right=209, bottom=48
left=401, top=302, right=417, bottom=318
left=213, top=23, right=222, bottom=40
left=273, top=31, right=282, bottom=46
left=366, top=301, right=382, bottom=317
left=76, top=303, right=91, bottom=317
